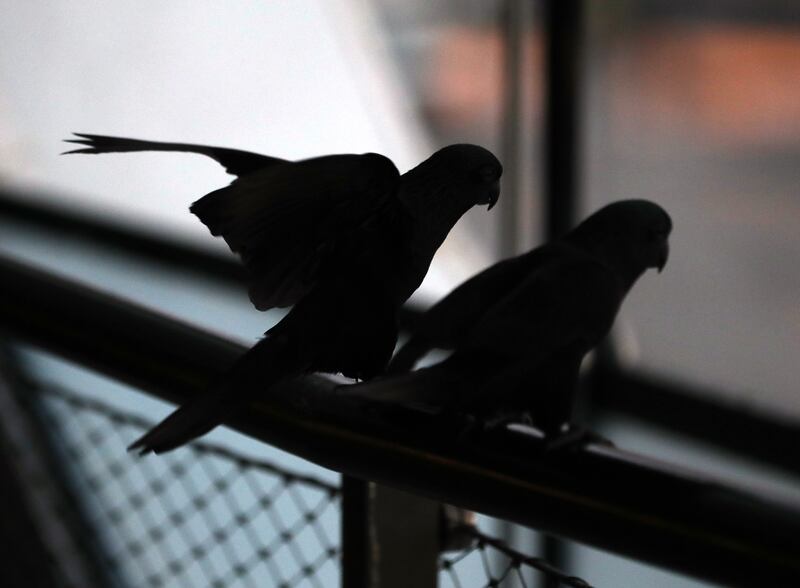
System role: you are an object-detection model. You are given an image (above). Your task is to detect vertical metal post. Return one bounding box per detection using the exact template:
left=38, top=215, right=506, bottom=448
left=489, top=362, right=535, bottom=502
left=542, top=0, right=584, bottom=240
left=371, top=486, right=439, bottom=588
left=0, top=347, right=114, bottom=588
left=541, top=0, right=585, bottom=585
left=342, top=477, right=439, bottom=588
left=497, top=0, right=530, bottom=566
left=341, top=476, right=373, bottom=588
left=498, top=0, right=527, bottom=258
left=0, top=432, right=61, bottom=588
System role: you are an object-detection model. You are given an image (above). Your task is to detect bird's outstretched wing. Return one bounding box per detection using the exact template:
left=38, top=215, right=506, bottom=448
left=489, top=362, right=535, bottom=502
left=63, top=133, right=285, bottom=177
left=65, top=133, right=404, bottom=311
left=190, top=153, right=402, bottom=310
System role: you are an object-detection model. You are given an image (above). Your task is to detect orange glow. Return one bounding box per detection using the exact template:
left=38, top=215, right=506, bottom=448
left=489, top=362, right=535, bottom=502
left=426, top=24, right=800, bottom=148
left=425, top=26, right=543, bottom=131
left=611, top=25, right=800, bottom=146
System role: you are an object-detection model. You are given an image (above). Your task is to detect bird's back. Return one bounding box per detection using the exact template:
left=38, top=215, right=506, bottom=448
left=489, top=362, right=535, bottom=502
left=267, top=275, right=399, bottom=380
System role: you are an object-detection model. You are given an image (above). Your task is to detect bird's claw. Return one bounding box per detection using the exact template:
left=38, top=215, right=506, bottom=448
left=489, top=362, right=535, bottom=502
left=543, top=424, right=614, bottom=454
left=454, top=411, right=535, bottom=444
left=480, top=411, right=535, bottom=432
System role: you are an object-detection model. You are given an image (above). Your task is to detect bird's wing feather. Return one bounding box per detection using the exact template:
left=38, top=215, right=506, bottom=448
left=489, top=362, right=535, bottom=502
left=63, top=133, right=285, bottom=177
left=420, top=250, right=554, bottom=344
left=463, top=258, right=621, bottom=361
left=389, top=245, right=557, bottom=372
left=191, top=153, right=402, bottom=309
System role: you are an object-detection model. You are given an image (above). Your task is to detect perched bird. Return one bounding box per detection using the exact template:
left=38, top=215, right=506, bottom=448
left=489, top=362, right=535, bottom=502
left=64, top=133, right=502, bottom=453
left=383, top=200, right=671, bottom=438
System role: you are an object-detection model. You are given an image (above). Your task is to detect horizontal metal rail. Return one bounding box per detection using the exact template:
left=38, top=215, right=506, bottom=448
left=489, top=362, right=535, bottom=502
left=593, top=365, right=800, bottom=473
left=0, top=187, right=247, bottom=283
left=0, top=253, right=798, bottom=586
left=1, top=186, right=795, bottom=475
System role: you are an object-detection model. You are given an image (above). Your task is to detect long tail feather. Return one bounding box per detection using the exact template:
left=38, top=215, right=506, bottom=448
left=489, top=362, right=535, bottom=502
left=128, top=335, right=300, bottom=455
left=128, top=390, right=235, bottom=455
left=339, top=363, right=464, bottom=413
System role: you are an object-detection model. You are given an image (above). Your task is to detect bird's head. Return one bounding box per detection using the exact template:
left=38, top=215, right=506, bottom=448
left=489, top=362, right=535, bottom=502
left=569, top=199, right=672, bottom=278
left=403, top=144, right=503, bottom=212
left=436, top=144, right=503, bottom=209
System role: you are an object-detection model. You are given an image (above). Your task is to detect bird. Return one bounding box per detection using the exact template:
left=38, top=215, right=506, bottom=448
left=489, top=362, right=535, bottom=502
left=380, top=200, right=671, bottom=440
left=64, top=133, right=502, bottom=453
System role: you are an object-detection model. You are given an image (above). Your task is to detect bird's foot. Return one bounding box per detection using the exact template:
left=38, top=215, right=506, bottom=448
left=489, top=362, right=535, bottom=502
left=481, top=411, right=535, bottom=432
left=543, top=424, right=614, bottom=454
left=454, top=411, right=535, bottom=444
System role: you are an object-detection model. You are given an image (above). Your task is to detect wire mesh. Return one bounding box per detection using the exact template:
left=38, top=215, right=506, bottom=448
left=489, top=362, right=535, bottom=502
left=440, top=528, right=592, bottom=588
left=4, top=382, right=591, bottom=588
left=28, top=386, right=341, bottom=588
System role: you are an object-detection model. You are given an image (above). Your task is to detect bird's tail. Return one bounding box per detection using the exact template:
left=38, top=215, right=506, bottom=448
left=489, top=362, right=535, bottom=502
left=128, top=335, right=301, bottom=455
left=339, top=360, right=468, bottom=414
left=127, top=387, right=239, bottom=456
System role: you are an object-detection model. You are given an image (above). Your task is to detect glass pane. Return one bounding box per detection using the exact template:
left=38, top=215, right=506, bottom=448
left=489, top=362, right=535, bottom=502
left=0, top=0, right=543, bottom=298
left=572, top=413, right=800, bottom=587
left=584, top=1, right=800, bottom=419
left=0, top=1, right=424, bottom=222
left=375, top=0, right=546, bottom=285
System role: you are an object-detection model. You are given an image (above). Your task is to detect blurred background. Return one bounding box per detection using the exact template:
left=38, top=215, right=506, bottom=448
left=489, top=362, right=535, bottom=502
left=0, top=1, right=799, bottom=586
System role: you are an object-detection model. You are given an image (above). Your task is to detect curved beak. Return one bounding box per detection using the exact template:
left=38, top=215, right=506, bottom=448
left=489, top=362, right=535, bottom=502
left=486, top=180, right=500, bottom=210
left=656, top=239, right=669, bottom=273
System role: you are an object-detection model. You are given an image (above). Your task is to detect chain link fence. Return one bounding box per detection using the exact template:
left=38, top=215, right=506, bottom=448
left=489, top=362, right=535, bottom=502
left=3, top=378, right=590, bottom=588
left=440, top=529, right=590, bottom=588
left=34, top=386, right=341, bottom=588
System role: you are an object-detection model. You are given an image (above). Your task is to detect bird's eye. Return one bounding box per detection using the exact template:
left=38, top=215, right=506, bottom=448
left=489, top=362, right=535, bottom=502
left=647, top=228, right=667, bottom=242
left=475, top=164, right=499, bottom=183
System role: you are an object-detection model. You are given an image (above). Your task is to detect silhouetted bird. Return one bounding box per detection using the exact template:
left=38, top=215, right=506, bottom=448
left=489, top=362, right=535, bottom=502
left=382, top=200, right=671, bottom=438
left=64, top=133, right=502, bottom=453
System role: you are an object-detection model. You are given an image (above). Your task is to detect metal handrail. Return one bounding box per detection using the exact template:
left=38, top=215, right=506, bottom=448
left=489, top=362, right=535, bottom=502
left=3, top=186, right=797, bottom=478
left=0, top=253, right=798, bottom=587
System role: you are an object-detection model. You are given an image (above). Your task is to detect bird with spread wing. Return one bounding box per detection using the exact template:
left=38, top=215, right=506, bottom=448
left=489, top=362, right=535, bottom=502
left=378, top=200, right=671, bottom=441
left=64, top=133, right=502, bottom=453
